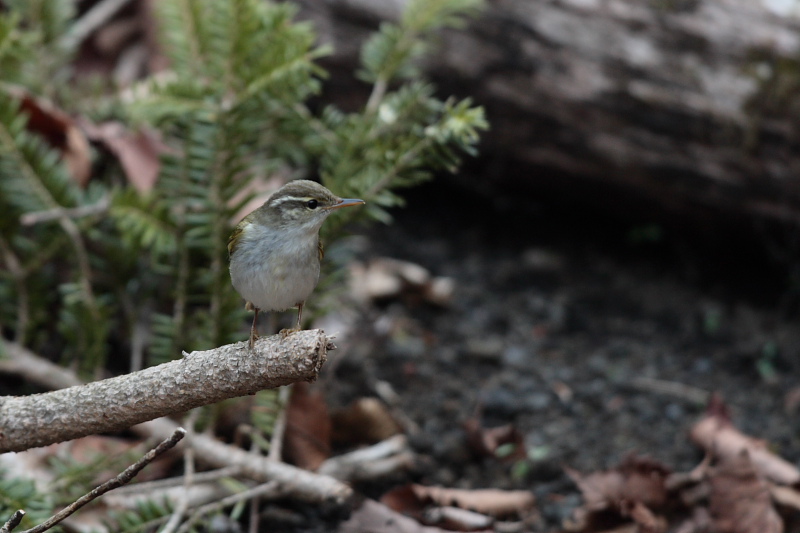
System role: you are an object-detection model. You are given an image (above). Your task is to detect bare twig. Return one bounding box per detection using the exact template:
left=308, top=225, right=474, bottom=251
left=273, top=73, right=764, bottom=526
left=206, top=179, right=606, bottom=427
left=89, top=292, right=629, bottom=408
left=62, top=0, right=134, bottom=50
left=628, top=377, right=710, bottom=405
left=1, top=510, right=25, bottom=533
left=0, top=235, right=28, bottom=343
left=0, top=331, right=332, bottom=453
left=318, top=435, right=415, bottom=482
left=0, top=340, right=83, bottom=390
left=365, top=77, right=388, bottom=114
left=248, top=492, right=260, bottom=533
left=374, top=379, right=421, bottom=435
left=161, top=413, right=199, bottom=533
left=20, top=428, right=186, bottom=533
left=110, top=466, right=243, bottom=496
left=19, top=197, right=110, bottom=226
left=268, top=385, right=292, bottom=462
left=176, top=482, right=282, bottom=533
left=184, top=424, right=352, bottom=503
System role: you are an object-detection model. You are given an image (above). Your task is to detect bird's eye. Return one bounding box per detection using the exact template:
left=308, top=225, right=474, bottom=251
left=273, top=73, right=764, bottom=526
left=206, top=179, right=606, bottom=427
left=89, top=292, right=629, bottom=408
left=306, top=199, right=318, bottom=209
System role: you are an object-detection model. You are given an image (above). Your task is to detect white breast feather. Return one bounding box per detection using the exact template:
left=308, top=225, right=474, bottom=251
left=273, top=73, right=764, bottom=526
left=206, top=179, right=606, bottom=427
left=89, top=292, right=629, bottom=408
left=229, top=222, right=321, bottom=311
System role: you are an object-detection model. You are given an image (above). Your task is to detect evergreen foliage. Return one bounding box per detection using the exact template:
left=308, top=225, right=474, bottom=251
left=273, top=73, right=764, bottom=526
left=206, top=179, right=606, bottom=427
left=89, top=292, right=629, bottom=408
left=0, top=468, right=54, bottom=530
left=104, top=497, right=175, bottom=533
left=0, top=0, right=486, bottom=528
left=0, top=0, right=487, bottom=367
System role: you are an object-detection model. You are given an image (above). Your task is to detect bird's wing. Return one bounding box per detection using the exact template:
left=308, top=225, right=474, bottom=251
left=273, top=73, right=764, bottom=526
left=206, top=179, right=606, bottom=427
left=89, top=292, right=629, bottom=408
left=228, top=220, right=247, bottom=258
left=318, top=239, right=324, bottom=261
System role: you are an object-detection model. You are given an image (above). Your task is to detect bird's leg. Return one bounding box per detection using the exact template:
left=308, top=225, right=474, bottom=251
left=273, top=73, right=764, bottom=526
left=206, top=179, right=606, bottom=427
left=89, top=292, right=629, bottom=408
left=296, top=301, right=304, bottom=330
left=249, top=307, right=260, bottom=349
left=279, top=301, right=304, bottom=339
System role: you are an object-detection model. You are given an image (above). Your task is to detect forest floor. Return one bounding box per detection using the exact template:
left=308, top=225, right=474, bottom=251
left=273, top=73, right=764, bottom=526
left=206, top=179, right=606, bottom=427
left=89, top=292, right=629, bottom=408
left=317, top=178, right=800, bottom=532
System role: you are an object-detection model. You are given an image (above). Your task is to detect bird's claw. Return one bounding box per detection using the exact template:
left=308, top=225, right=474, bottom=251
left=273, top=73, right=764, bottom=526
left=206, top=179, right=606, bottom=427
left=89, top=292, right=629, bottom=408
left=279, top=328, right=301, bottom=339
left=248, top=332, right=260, bottom=350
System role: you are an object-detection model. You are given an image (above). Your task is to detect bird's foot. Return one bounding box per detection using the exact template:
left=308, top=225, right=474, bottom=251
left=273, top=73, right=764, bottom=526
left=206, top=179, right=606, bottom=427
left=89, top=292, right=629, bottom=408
left=248, top=332, right=260, bottom=350
left=279, top=328, right=301, bottom=339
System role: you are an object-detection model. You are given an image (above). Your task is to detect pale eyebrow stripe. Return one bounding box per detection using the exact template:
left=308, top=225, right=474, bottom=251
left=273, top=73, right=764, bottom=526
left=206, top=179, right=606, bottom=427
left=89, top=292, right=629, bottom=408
left=269, top=195, right=312, bottom=206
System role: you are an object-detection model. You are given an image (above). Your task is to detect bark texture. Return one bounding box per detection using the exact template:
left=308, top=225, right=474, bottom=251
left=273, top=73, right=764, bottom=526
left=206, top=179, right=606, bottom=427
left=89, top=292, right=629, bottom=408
left=0, top=331, right=331, bottom=453
left=298, top=0, right=800, bottom=226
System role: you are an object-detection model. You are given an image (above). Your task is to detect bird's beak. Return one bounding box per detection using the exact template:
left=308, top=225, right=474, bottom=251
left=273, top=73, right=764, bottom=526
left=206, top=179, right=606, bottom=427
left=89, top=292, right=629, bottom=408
left=328, top=198, right=365, bottom=210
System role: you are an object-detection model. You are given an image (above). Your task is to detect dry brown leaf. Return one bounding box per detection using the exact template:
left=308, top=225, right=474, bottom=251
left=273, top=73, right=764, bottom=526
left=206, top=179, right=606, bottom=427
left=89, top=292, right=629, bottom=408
left=783, top=386, right=800, bottom=415
left=770, top=484, right=800, bottom=512
left=331, top=397, right=402, bottom=446
left=621, top=500, right=666, bottom=533
left=349, top=258, right=455, bottom=306
left=382, top=484, right=427, bottom=515
left=708, top=450, right=783, bottom=533
left=338, top=499, right=457, bottom=533
left=283, top=382, right=331, bottom=470
left=566, top=455, right=671, bottom=512
left=673, top=507, right=712, bottom=533
left=81, top=120, right=165, bottom=193
left=381, top=484, right=534, bottom=531
left=462, top=418, right=527, bottom=462
left=411, top=485, right=536, bottom=518
left=690, top=398, right=800, bottom=485
left=425, top=506, right=494, bottom=531
left=5, top=87, right=92, bottom=186
left=382, top=484, right=536, bottom=520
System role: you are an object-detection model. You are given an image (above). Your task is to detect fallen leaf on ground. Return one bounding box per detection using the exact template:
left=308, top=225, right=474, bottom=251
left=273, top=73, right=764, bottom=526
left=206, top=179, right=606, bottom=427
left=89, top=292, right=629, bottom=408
left=621, top=500, right=667, bottom=533
left=331, top=397, right=402, bottom=446
left=565, top=455, right=671, bottom=532
left=411, top=485, right=536, bottom=518
left=708, top=450, right=783, bottom=533
left=770, top=484, right=800, bottom=512
left=673, top=507, right=712, bottom=533
left=567, top=455, right=671, bottom=512
left=350, top=258, right=455, bottom=307
left=338, top=498, right=457, bottom=533
left=424, top=506, right=495, bottom=531
left=463, top=418, right=527, bottom=462
left=381, top=484, right=535, bottom=531
left=784, top=386, right=800, bottom=414
left=283, top=382, right=331, bottom=470
left=690, top=397, right=800, bottom=485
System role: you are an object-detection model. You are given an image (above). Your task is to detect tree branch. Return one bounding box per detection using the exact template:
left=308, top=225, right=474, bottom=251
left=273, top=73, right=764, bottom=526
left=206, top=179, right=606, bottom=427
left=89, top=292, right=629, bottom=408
left=0, top=335, right=354, bottom=505
left=0, top=511, right=25, bottom=533
left=0, top=331, right=332, bottom=453
left=136, top=417, right=353, bottom=504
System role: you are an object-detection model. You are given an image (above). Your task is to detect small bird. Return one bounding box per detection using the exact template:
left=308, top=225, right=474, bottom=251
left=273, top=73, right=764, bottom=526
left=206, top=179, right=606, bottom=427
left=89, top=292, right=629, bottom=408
left=228, top=180, right=365, bottom=348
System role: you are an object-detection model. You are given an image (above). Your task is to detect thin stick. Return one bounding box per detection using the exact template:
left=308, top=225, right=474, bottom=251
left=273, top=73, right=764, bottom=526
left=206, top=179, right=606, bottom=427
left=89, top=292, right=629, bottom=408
left=629, top=377, right=710, bottom=405
left=111, top=466, right=243, bottom=495
left=0, top=510, right=25, bottom=533
left=268, top=385, right=292, bottom=462
left=0, top=235, right=28, bottom=344
left=161, top=414, right=198, bottom=533
left=62, top=0, right=134, bottom=50
left=20, top=428, right=186, bottom=533
left=176, top=482, right=281, bottom=533
left=19, top=197, right=110, bottom=226
left=248, top=497, right=259, bottom=533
